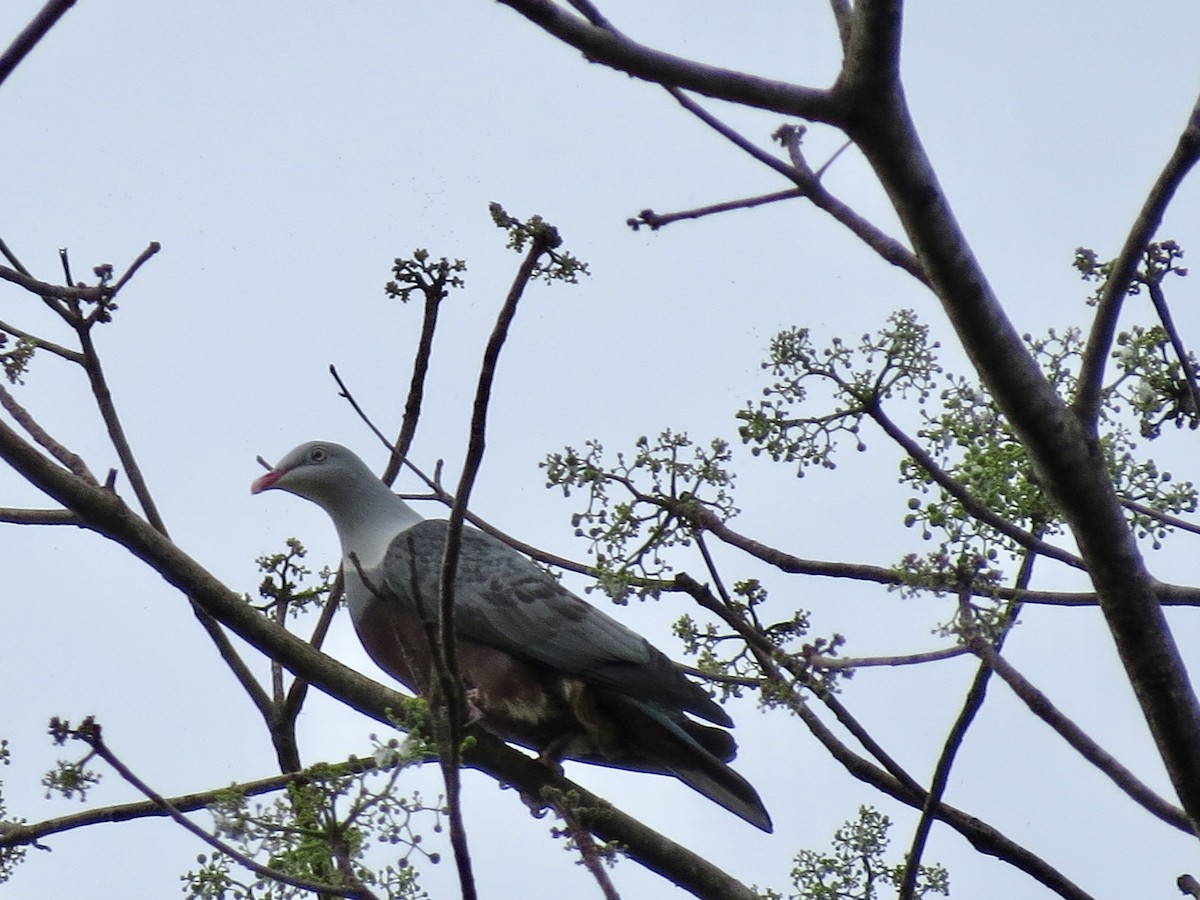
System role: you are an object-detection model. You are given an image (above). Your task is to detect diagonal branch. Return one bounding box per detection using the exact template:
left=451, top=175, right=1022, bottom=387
left=0, top=757, right=387, bottom=850
left=68, top=719, right=378, bottom=900
left=0, top=0, right=77, bottom=88
left=497, top=0, right=832, bottom=119
left=899, top=549, right=1038, bottom=899
left=630, top=188, right=803, bottom=231
left=0, top=383, right=97, bottom=482
left=671, top=570, right=1091, bottom=898
left=663, top=86, right=927, bottom=283
left=0, top=318, right=84, bottom=363
left=1074, top=92, right=1200, bottom=425
left=971, top=636, right=1191, bottom=834
left=431, top=225, right=558, bottom=900
left=866, top=400, right=1084, bottom=568
left=1145, top=277, right=1200, bottom=428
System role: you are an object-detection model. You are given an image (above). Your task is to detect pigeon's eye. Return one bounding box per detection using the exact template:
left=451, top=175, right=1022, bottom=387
left=308, top=447, right=328, bottom=464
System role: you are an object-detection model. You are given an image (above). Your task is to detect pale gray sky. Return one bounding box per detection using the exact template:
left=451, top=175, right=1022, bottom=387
left=3, top=2, right=1200, bottom=898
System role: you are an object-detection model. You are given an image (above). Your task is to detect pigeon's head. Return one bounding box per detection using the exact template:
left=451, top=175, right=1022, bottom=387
left=251, top=441, right=378, bottom=511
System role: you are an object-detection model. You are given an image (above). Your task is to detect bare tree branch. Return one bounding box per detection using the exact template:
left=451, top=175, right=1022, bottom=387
left=1145, top=276, right=1200, bottom=429
left=431, top=221, right=561, bottom=900
left=0, top=383, right=97, bottom=482
left=0, top=265, right=108, bottom=303
left=865, top=399, right=1084, bottom=568
left=497, top=0, right=831, bottom=119
left=0, top=318, right=83, bottom=363
left=808, top=645, right=970, bottom=670
left=1120, top=497, right=1200, bottom=539
left=629, top=188, right=803, bottom=231
left=900, top=550, right=1037, bottom=899
left=0, top=756, right=388, bottom=850
left=0, top=505, right=81, bottom=525
left=0, top=0, right=76, bottom=89
left=672, top=570, right=1092, bottom=898
left=65, top=718, right=380, bottom=899
left=828, top=2, right=1200, bottom=828
left=971, top=636, right=1191, bottom=834
left=1075, top=92, right=1200, bottom=424
left=661, top=86, right=927, bottom=283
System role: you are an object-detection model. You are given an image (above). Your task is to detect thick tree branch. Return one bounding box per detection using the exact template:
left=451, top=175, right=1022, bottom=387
left=830, top=7, right=1200, bottom=830
left=0, top=0, right=76, bottom=89
left=497, top=0, right=832, bottom=120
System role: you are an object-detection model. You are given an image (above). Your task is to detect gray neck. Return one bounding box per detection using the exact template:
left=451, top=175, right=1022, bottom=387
left=323, top=478, right=423, bottom=570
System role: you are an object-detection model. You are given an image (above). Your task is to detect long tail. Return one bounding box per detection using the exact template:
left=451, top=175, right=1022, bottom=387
left=654, top=712, right=773, bottom=832
left=617, top=700, right=773, bottom=832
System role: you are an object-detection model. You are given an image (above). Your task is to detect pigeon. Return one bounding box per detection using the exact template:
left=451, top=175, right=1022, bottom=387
left=252, top=441, right=772, bottom=831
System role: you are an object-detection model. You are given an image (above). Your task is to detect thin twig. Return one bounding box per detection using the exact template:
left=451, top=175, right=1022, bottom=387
left=282, top=571, right=348, bottom=724
left=629, top=189, right=802, bottom=231
left=865, top=400, right=1083, bottom=568
left=564, top=0, right=612, bottom=29
left=0, top=318, right=84, bottom=363
left=0, top=237, right=30, bottom=275
left=383, top=274, right=447, bottom=486
left=1119, top=496, right=1200, bottom=538
left=74, top=326, right=167, bottom=531
left=105, top=241, right=160, bottom=299
left=1145, top=277, right=1200, bottom=427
